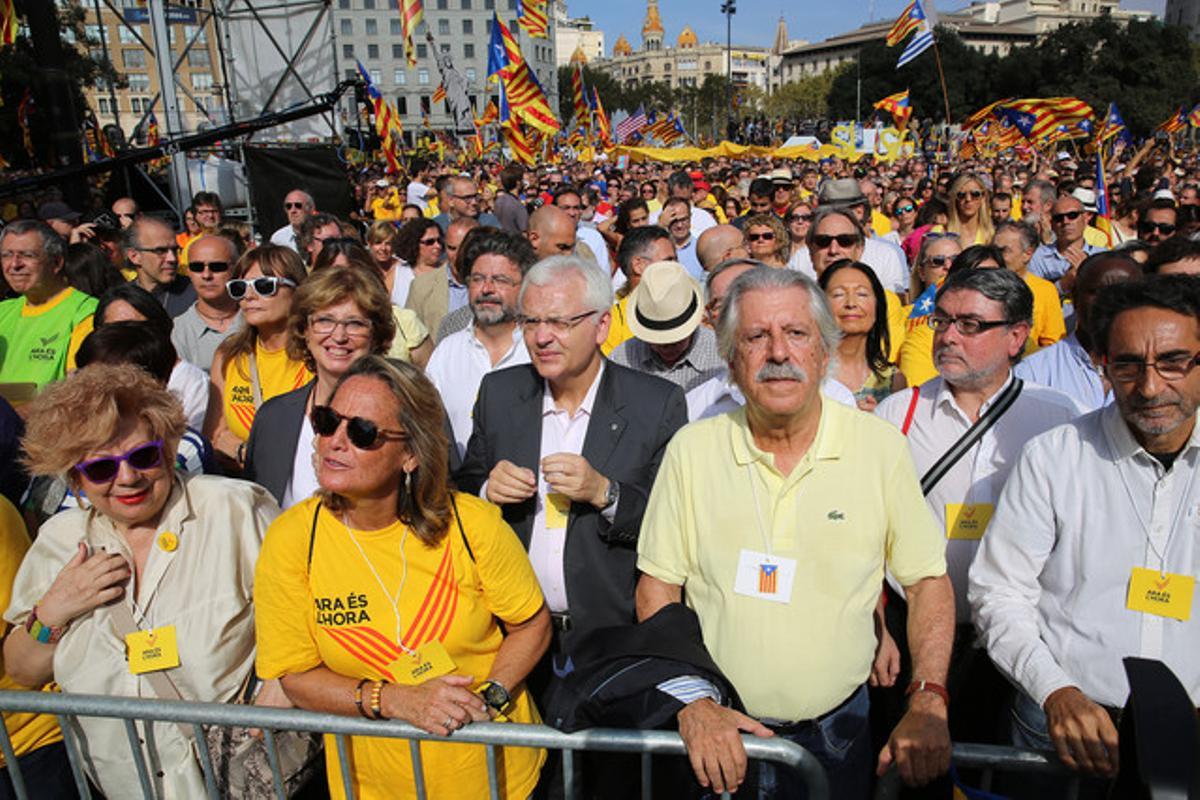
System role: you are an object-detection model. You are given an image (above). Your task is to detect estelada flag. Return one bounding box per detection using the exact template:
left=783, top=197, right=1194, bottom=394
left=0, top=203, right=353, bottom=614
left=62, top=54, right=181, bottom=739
left=758, top=563, right=777, bottom=594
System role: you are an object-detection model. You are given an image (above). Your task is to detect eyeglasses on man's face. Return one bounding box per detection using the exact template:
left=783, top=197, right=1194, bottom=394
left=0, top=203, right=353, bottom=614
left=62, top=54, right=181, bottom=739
left=1104, top=352, right=1200, bottom=383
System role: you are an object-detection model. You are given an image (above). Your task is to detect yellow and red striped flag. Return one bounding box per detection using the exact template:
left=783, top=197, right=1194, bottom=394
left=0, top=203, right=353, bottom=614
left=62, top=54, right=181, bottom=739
left=873, top=89, right=911, bottom=130
left=886, top=0, right=924, bottom=46
left=571, top=63, right=587, bottom=127
left=476, top=99, right=499, bottom=126
left=0, top=0, right=17, bottom=46
left=1188, top=103, right=1200, bottom=128
left=492, top=15, right=559, bottom=136
left=1001, top=98, right=1093, bottom=142
left=431, top=83, right=446, bottom=105
left=398, top=0, right=423, bottom=66
left=592, top=87, right=611, bottom=147
left=516, top=0, right=548, bottom=38
left=1158, top=106, right=1188, bottom=134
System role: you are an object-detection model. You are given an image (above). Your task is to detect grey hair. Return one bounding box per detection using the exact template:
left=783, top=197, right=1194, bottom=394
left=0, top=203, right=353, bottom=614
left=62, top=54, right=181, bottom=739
left=519, top=254, right=613, bottom=315
left=715, top=265, right=843, bottom=371
left=993, top=220, right=1038, bottom=253
left=1023, top=179, right=1055, bottom=206
left=0, top=220, right=66, bottom=265
left=805, top=208, right=865, bottom=250
left=936, top=267, right=1034, bottom=327
left=705, top=257, right=768, bottom=301
left=121, top=216, right=173, bottom=253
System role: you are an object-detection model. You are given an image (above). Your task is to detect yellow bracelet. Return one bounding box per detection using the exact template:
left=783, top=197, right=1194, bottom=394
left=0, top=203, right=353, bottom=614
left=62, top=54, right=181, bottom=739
left=369, top=680, right=386, bottom=720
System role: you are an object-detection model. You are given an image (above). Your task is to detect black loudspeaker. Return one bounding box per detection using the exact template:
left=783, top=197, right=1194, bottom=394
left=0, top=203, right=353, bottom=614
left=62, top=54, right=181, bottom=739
left=243, top=146, right=356, bottom=238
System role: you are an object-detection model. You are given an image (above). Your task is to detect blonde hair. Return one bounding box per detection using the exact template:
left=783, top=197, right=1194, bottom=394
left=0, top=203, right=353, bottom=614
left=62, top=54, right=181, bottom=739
left=946, top=174, right=994, bottom=243
left=285, top=267, right=397, bottom=371
left=23, top=364, right=185, bottom=479
left=367, top=220, right=399, bottom=247
left=318, top=356, right=452, bottom=546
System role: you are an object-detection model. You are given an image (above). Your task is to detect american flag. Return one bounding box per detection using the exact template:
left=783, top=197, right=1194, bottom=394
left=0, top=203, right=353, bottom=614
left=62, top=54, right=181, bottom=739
left=615, top=105, right=646, bottom=144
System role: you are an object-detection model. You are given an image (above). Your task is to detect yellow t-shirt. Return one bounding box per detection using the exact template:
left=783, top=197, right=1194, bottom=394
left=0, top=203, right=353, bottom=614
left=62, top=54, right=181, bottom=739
left=884, top=290, right=906, bottom=364
left=222, top=342, right=313, bottom=442
left=0, top=496, right=63, bottom=764
left=1023, top=272, right=1066, bottom=353
left=371, top=190, right=405, bottom=221
left=387, top=307, right=430, bottom=362
left=871, top=209, right=893, bottom=238
left=898, top=306, right=937, bottom=388
left=255, top=494, right=546, bottom=800
left=637, top=403, right=945, bottom=720
left=601, top=295, right=633, bottom=356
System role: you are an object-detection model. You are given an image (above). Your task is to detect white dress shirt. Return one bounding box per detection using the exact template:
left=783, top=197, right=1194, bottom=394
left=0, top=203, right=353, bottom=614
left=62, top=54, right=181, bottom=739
left=527, top=364, right=614, bottom=613
left=426, top=324, right=530, bottom=459
left=389, top=261, right=416, bottom=308
left=684, top=367, right=857, bottom=421
left=649, top=206, right=717, bottom=237
left=576, top=225, right=608, bottom=269
left=876, top=374, right=1081, bottom=621
left=167, top=359, right=209, bottom=430
left=969, top=403, right=1200, bottom=707
left=1014, top=333, right=1110, bottom=413
left=788, top=237, right=908, bottom=294
left=269, top=224, right=298, bottom=251
left=281, top=414, right=318, bottom=510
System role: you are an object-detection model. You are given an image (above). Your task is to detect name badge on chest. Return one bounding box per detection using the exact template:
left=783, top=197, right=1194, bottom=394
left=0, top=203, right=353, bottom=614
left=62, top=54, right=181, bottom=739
left=1127, top=567, right=1195, bottom=621
left=945, top=503, right=994, bottom=540
left=733, top=549, right=797, bottom=604
left=390, top=640, right=457, bottom=685
left=126, top=626, right=180, bottom=674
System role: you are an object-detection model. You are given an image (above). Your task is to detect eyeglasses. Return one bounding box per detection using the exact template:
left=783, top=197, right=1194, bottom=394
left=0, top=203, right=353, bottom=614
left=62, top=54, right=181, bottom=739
left=1050, top=210, right=1083, bottom=225
left=928, top=315, right=1011, bottom=335
left=811, top=233, right=859, bottom=249
left=894, top=204, right=916, bottom=214
left=195, top=207, right=220, bottom=217
left=924, top=232, right=960, bottom=242
left=468, top=273, right=519, bottom=288
left=284, top=202, right=307, bottom=210
left=747, top=232, right=776, bottom=242
left=309, top=315, right=372, bottom=337
left=75, top=440, right=164, bottom=483
left=135, top=245, right=180, bottom=257
left=922, top=255, right=954, bottom=269
left=226, top=276, right=297, bottom=300
left=1138, top=221, right=1177, bottom=236
left=311, top=405, right=407, bottom=449
left=0, top=250, right=40, bottom=263
left=1104, top=352, right=1200, bottom=383
left=956, top=190, right=984, bottom=200
left=419, top=236, right=443, bottom=246
left=453, top=193, right=480, bottom=202
left=191, top=260, right=230, bottom=274
left=786, top=213, right=813, bottom=223
left=517, top=309, right=597, bottom=335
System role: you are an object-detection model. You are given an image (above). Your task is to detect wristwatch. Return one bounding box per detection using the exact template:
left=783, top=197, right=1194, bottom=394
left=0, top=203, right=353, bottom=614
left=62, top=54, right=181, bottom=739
left=601, top=479, right=619, bottom=510
left=478, top=680, right=512, bottom=715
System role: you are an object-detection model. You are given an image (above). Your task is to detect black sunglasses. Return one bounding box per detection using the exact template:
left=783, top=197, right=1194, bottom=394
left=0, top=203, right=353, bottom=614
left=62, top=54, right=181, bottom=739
left=1139, top=221, right=1177, bottom=235
left=812, top=233, right=860, bottom=249
left=1050, top=210, right=1083, bottom=225
left=75, top=440, right=164, bottom=483
left=191, top=260, right=230, bottom=274
left=311, top=405, right=407, bottom=449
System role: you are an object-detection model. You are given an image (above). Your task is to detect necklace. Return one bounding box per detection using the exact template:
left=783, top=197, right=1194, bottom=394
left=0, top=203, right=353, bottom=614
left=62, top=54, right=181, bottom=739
left=342, top=514, right=416, bottom=654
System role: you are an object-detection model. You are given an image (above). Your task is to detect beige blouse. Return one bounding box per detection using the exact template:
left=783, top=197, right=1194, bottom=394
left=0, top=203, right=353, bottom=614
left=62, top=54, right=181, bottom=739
left=4, top=475, right=279, bottom=799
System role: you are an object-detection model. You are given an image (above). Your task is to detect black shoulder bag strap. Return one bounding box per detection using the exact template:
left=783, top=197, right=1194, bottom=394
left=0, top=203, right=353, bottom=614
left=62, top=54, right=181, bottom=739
left=307, top=501, right=321, bottom=572
left=449, top=493, right=475, bottom=563
left=919, top=378, right=1024, bottom=497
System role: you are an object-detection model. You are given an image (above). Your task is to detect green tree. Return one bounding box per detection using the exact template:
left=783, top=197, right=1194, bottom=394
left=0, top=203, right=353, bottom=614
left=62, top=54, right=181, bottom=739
left=764, top=67, right=843, bottom=120
left=555, top=64, right=621, bottom=126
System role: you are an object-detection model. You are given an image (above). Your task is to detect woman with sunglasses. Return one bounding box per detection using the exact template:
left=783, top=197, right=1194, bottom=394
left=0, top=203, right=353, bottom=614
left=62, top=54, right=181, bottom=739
left=5, top=363, right=282, bottom=799
left=394, top=218, right=445, bottom=283
left=313, top=242, right=433, bottom=368
left=819, top=259, right=906, bottom=412
left=946, top=173, right=993, bottom=246
left=783, top=202, right=814, bottom=271
left=899, top=233, right=963, bottom=387
left=743, top=213, right=789, bottom=268
left=255, top=355, right=551, bottom=800
left=245, top=267, right=397, bottom=507
left=890, top=195, right=919, bottom=245
left=207, top=245, right=312, bottom=473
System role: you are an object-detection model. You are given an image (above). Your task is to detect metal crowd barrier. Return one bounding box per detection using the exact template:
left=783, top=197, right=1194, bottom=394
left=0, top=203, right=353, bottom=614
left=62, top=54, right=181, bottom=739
left=0, top=690, right=830, bottom=800
left=874, top=741, right=1081, bottom=799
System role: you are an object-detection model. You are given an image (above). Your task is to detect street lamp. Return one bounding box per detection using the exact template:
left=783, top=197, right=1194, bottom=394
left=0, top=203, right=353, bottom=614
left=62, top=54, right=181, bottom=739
left=720, top=0, right=735, bottom=142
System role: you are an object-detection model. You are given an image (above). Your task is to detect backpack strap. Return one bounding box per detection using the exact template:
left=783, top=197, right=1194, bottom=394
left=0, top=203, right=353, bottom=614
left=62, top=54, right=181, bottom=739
left=449, top=493, right=474, bottom=563
left=307, top=500, right=321, bottom=573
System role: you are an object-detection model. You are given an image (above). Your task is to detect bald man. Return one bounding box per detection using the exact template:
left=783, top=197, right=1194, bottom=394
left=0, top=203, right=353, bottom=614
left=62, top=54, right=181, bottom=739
left=527, top=205, right=580, bottom=260
left=172, top=233, right=242, bottom=371
left=696, top=224, right=749, bottom=272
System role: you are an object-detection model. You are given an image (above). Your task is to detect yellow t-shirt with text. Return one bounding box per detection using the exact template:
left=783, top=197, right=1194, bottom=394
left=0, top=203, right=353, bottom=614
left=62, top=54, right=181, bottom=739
left=222, top=342, right=312, bottom=441
left=255, top=494, right=546, bottom=800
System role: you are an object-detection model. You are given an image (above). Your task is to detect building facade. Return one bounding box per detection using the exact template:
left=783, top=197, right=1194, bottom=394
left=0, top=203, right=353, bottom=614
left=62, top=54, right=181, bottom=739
left=553, top=0, right=605, bottom=67
left=592, top=0, right=769, bottom=93
left=1165, top=0, right=1200, bottom=43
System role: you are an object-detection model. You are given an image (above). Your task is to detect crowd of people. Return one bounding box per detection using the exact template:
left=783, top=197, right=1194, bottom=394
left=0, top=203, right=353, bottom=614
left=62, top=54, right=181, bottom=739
left=0, top=140, right=1198, bottom=799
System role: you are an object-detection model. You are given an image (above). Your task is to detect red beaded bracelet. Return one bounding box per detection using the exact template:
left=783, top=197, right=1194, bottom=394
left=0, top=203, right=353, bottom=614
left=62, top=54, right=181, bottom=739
left=906, top=680, right=950, bottom=706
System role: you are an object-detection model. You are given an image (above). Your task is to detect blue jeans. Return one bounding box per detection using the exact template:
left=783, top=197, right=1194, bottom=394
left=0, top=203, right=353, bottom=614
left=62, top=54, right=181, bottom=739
left=0, top=741, right=78, bottom=800
left=750, top=685, right=873, bottom=800
left=1004, top=690, right=1111, bottom=800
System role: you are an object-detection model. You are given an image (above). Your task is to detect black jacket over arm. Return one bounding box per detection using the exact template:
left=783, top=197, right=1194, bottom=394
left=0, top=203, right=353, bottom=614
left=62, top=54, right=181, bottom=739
left=243, top=382, right=312, bottom=504
left=456, top=361, right=687, bottom=644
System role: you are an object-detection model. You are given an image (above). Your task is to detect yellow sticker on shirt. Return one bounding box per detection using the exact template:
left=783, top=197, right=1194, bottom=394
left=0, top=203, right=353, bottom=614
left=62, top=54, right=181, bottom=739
left=126, top=626, right=180, bottom=674
left=390, top=641, right=457, bottom=685
left=945, top=503, right=993, bottom=540
left=544, top=493, right=571, bottom=529
left=1127, top=568, right=1195, bottom=621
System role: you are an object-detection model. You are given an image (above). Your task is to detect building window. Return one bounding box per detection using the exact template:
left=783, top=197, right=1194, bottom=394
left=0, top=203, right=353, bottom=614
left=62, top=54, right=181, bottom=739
left=484, top=0, right=493, bottom=8
left=664, top=62, right=670, bottom=71
left=389, top=0, right=398, bottom=6
left=343, top=43, right=354, bottom=58
left=416, top=43, right=427, bottom=58
left=340, top=18, right=352, bottom=34
left=192, top=73, right=213, bottom=91
left=345, top=68, right=356, bottom=79
left=118, top=26, right=139, bottom=44
left=370, top=68, right=382, bottom=83
left=183, top=24, right=206, bottom=44
left=363, top=0, right=375, bottom=8
left=440, top=43, right=449, bottom=53
left=390, top=19, right=401, bottom=34
left=123, top=49, right=145, bottom=68
left=438, top=19, right=449, bottom=34
left=394, top=68, right=407, bottom=84
left=338, top=0, right=349, bottom=7
left=463, top=43, right=474, bottom=58
left=436, top=0, right=447, bottom=7
left=368, top=44, right=379, bottom=58
left=392, top=44, right=404, bottom=58
left=365, top=18, right=377, bottom=35
left=507, top=0, right=515, bottom=8
left=397, top=97, right=408, bottom=114
left=187, top=48, right=210, bottom=67
left=462, top=19, right=473, bottom=34
left=418, top=68, right=430, bottom=84
left=461, top=0, right=470, bottom=8
left=98, top=97, right=110, bottom=113
left=130, top=97, right=141, bottom=112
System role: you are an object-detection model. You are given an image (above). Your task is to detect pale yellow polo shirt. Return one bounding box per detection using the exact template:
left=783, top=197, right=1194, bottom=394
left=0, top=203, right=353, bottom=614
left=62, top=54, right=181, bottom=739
left=637, top=400, right=945, bottom=721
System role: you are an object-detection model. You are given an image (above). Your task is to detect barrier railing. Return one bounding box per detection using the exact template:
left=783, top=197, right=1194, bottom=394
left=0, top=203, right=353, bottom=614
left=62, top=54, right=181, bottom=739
left=0, top=690, right=830, bottom=800
left=874, top=741, right=1081, bottom=799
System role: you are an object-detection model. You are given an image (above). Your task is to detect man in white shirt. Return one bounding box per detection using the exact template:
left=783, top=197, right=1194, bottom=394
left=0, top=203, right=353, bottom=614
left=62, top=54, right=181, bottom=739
left=876, top=268, right=1080, bottom=751
left=657, top=197, right=704, bottom=281
left=425, top=229, right=535, bottom=459
left=649, top=171, right=717, bottom=237
left=268, top=189, right=314, bottom=252
left=552, top=186, right=607, bottom=267
left=796, top=209, right=906, bottom=296
left=406, top=158, right=434, bottom=211
left=970, top=274, right=1200, bottom=784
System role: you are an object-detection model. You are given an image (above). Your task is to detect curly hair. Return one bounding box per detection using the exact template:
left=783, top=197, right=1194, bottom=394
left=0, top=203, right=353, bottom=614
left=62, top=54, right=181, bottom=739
left=394, top=218, right=442, bottom=266
left=22, top=363, right=185, bottom=481
left=285, top=267, right=397, bottom=372
left=318, top=356, right=453, bottom=546
left=742, top=213, right=790, bottom=263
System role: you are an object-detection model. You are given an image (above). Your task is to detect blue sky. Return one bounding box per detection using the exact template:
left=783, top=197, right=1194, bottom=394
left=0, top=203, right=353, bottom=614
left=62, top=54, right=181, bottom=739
left=571, top=0, right=1167, bottom=57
